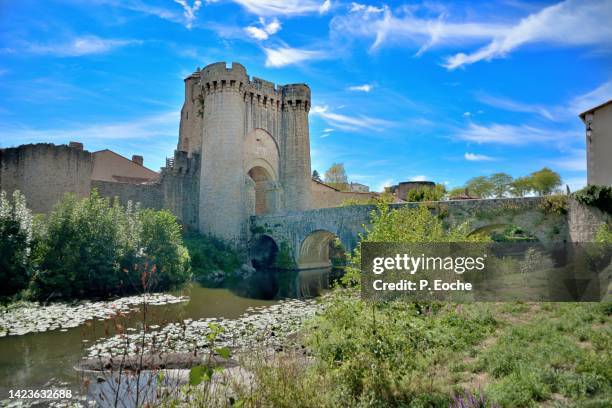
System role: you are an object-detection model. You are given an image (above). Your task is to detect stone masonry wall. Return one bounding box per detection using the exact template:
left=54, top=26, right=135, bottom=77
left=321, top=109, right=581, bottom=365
left=0, top=144, right=93, bottom=213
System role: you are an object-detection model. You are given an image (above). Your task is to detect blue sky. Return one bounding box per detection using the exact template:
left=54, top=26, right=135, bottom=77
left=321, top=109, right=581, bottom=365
left=1, top=0, right=611, bottom=192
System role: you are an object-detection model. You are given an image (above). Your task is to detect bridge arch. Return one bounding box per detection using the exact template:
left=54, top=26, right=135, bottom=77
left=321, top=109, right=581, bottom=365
left=249, top=234, right=279, bottom=269
left=298, top=229, right=347, bottom=270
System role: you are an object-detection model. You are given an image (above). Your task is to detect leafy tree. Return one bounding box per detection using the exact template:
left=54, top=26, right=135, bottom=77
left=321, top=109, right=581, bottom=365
left=0, top=191, right=33, bottom=298
left=530, top=167, right=561, bottom=196
left=510, top=176, right=533, bottom=197
left=32, top=192, right=129, bottom=299
left=448, top=187, right=468, bottom=198
left=405, top=184, right=446, bottom=202
left=489, top=173, right=513, bottom=198
left=31, top=191, right=190, bottom=300
left=139, top=209, right=191, bottom=288
left=343, top=202, right=489, bottom=286
left=312, top=170, right=321, bottom=182
left=324, top=163, right=349, bottom=190
left=465, top=176, right=495, bottom=198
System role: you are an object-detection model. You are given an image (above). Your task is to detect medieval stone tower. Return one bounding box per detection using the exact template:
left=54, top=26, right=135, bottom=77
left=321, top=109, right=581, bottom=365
left=177, top=62, right=312, bottom=246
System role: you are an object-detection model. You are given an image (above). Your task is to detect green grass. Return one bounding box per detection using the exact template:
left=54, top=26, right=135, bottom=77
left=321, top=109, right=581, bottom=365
left=227, top=299, right=611, bottom=408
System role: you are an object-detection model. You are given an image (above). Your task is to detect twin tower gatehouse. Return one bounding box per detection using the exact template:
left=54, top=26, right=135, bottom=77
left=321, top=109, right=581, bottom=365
left=178, top=62, right=312, bottom=244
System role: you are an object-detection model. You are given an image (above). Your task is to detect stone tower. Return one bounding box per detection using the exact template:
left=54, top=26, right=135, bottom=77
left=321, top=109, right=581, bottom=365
left=177, top=62, right=312, bottom=247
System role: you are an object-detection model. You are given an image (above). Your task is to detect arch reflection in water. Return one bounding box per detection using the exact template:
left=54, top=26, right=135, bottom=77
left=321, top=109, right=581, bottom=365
left=227, top=267, right=344, bottom=300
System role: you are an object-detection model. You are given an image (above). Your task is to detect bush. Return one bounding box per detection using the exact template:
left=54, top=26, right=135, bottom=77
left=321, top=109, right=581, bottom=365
left=539, top=194, right=568, bottom=215
left=183, top=232, right=241, bottom=281
left=31, top=191, right=190, bottom=300
left=139, top=209, right=191, bottom=288
left=0, top=191, right=33, bottom=299
left=342, top=203, right=489, bottom=286
left=573, top=185, right=612, bottom=214
left=405, top=184, right=446, bottom=202
left=595, top=223, right=612, bottom=243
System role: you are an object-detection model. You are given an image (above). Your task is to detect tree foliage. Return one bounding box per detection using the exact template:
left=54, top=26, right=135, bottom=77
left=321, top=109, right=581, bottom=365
left=489, top=173, right=513, bottom=198
left=30, top=191, right=190, bottom=300
left=465, top=176, right=495, bottom=198
left=324, top=163, right=349, bottom=190
left=530, top=167, right=561, bottom=196
left=510, top=177, right=533, bottom=197
left=573, top=185, right=612, bottom=214
left=405, top=184, right=446, bottom=202
left=0, top=191, right=33, bottom=298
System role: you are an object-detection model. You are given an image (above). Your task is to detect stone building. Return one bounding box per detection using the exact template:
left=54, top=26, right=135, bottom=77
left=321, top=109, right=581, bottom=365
left=580, top=100, right=612, bottom=187
left=0, top=62, right=374, bottom=249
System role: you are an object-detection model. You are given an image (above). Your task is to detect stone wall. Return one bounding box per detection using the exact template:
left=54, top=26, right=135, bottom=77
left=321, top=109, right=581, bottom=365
left=311, top=180, right=376, bottom=208
left=0, top=144, right=93, bottom=214
left=252, top=197, right=577, bottom=269
left=92, top=180, right=163, bottom=210
left=567, top=199, right=611, bottom=242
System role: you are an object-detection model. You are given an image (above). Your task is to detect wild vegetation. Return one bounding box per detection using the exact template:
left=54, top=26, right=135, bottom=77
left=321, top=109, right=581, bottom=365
left=213, top=202, right=610, bottom=408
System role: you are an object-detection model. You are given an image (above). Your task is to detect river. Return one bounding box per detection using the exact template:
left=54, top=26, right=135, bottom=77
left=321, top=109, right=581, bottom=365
left=0, top=267, right=341, bottom=401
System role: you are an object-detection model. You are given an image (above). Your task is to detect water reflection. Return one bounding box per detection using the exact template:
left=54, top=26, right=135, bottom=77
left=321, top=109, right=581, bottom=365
left=0, top=267, right=343, bottom=399
left=226, top=267, right=343, bottom=300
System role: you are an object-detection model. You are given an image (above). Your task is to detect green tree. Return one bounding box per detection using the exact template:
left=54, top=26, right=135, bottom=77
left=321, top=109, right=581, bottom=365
left=31, top=192, right=190, bottom=300
left=510, top=176, right=533, bottom=197
left=324, top=163, right=349, bottom=190
left=0, top=191, right=33, bottom=298
left=530, top=167, right=561, bottom=196
left=139, top=209, right=191, bottom=289
left=465, top=176, right=495, bottom=198
left=405, top=184, right=446, bottom=202
left=489, top=173, right=513, bottom=198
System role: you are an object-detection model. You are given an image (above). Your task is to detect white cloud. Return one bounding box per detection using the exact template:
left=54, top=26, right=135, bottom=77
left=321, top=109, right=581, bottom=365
left=245, top=17, right=281, bottom=40
left=332, top=0, right=612, bottom=69
left=463, top=111, right=471, bottom=117
left=464, top=152, right=495, bottom=161
left=333, top=4, right=507, bottom=53
left=444, top=0, right=612, bottom=69
left=455, top=122, right=574, bottom=145
left=311, top=105, right=394, bottom=132
left=230, top=0, right=331, bottom=16
left=174, top=0, right=202, bottom=29
left=409, top=175, right=429, bottom=182
left=263, top=46, right=326, bottom=67
left=24, top=36, right=141, bottom=57
left=478, top=80, right=612, bottom=120
left=477, top=94, right=555, bottom=120
left=319, top=0, right=331, bottom=14
left=321, top=128, right=334, bottom=138
left=567, top=80, right=612, bottom=115
left=348, top=84, right=373, bottom=92
left=349, top=3, right=384, bottom=14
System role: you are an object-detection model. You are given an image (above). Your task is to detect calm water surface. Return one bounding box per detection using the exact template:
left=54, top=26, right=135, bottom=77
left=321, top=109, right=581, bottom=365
left=0, top=267, right=339, bottom=398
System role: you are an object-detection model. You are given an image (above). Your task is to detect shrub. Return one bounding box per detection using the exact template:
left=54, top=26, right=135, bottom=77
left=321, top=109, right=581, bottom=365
left=183, top=231, right=241, bottom=281
left=32, top=192, right=134, bottom=299
left=539, top=194, right=568, bottom=215
left=136, top=209, right=190, bottom=289
left=342, top=203, right=489, bottom=286
left=0, top=191, right=33, bottom=299
left=573, top=185, right=612, bottom=214
left=31, top=191, right=190, bottom=300
left=594, top=223, right=612, bottom=243
left=405, top=184, right=446, bottom=202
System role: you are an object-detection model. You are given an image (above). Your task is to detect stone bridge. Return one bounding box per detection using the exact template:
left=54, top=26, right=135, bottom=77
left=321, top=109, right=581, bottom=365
left=250, top=197, right=575, bottom=270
